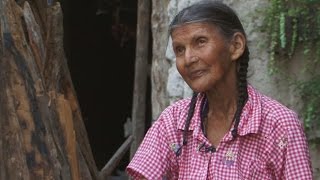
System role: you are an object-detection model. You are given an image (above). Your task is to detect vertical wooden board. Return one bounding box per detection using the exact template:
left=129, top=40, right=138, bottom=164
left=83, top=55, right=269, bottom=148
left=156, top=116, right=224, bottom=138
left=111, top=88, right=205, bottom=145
left=2, top=29, right=61, bottom=180
left=44, top=3, right=98, bottom=179
left=0, top=0, right=98, bottom=179
left=130, top=0, right=150, bottom=158
left=22, top=2, right=46, bottom=73
left=0, top=53, right=31, bottom=180
left=55, top=94, right=80, bottom=180
left=150, top=0, right=170, bottom=121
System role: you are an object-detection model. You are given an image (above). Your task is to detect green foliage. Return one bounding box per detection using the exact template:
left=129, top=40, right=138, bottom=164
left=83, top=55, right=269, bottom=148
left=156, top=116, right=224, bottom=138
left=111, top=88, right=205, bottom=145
left=265, top=0, right=320, bottom=65
left=264, top=0, right=320, bottom=139
left=298, top=75, right=320, bottom=135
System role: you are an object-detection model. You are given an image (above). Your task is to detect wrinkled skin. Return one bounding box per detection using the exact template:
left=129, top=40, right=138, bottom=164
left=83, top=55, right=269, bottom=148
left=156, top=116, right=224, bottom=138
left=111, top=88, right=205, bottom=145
left=171, top=22, right=243, bottom=94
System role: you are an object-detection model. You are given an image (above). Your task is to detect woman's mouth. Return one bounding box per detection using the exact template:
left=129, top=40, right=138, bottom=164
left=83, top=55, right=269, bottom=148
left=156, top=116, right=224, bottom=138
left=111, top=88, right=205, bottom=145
left=189, top=70, right=205, bottom=79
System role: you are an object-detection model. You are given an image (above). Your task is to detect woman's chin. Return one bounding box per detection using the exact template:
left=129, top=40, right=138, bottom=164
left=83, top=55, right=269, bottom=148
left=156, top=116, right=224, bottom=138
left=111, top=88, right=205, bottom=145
left=189, top=85, right=207, bottom=93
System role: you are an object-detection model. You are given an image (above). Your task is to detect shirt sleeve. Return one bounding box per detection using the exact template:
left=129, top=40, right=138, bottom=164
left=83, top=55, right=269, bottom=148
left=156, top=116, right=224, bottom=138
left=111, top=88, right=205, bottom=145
left=273, top=112, right=313, bottom=179
left=126, top=117, right=173, bottom=180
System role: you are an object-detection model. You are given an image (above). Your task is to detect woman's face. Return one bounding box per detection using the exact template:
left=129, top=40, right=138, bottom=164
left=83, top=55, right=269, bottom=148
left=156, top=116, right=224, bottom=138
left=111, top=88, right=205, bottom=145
left=171, top=22, right=238, bottom=93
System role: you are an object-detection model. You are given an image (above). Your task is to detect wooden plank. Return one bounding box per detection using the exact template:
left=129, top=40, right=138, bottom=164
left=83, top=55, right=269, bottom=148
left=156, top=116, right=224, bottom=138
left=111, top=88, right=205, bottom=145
left=44, top=3, right=99, bottom=179
left=130, top=0, right=151, bottom=159
left=0, top=0, right=98, bottom=179
left=100, top=136, right=133, bottom=179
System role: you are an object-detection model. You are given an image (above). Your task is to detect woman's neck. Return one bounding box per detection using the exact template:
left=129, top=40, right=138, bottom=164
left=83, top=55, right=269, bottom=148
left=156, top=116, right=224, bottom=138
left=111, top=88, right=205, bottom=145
left=205, top=82, right=238, bottom=123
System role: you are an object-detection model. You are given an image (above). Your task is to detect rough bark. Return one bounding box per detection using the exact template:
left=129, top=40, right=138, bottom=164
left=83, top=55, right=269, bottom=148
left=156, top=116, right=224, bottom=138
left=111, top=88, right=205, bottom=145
left=130, top=0, right=150, bottom=158
left=0, top=0, right=98, bottom=179
left=151, top=0, right=170, bottom=121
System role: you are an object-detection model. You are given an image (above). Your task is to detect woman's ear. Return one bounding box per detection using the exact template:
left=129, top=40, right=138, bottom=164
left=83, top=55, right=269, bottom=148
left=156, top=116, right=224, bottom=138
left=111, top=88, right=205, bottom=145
left=229, top=32, right=246, bottom=61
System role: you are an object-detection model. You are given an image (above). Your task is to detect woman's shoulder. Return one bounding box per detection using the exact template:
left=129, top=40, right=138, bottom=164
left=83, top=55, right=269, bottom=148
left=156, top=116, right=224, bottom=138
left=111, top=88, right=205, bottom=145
left=250, top=86, right=302, bottom=134
left=159, top=97, right=192, bottom=120
left=153, top=97, right=192, bottom=129
left=261, top=93, right=298, bottom=122
left=145, top=97, right=195, bottom=146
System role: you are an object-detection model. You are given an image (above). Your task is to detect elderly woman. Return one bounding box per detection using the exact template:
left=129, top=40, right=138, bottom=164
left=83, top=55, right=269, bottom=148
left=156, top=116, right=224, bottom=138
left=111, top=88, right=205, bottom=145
left=126, top=1, right=313, bottom=179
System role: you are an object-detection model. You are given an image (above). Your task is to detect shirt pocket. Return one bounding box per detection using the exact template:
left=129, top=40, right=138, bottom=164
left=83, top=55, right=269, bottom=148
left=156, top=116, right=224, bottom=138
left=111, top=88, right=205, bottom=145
left=239, top=158, right=273, bottom=180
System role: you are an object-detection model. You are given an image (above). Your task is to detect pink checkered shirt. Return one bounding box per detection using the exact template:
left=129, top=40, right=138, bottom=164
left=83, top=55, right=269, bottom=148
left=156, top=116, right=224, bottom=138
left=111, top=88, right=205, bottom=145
left=127, top=85, right=312, bottom=179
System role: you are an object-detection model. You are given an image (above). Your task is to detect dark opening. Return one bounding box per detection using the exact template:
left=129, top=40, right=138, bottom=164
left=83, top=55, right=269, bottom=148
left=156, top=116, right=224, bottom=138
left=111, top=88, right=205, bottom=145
left=60, top=0, right=150, bottom=176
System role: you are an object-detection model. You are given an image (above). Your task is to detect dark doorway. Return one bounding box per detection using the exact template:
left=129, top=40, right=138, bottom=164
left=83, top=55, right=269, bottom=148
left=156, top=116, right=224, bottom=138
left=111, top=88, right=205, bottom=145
left=60, top=0, right=138, bottom=174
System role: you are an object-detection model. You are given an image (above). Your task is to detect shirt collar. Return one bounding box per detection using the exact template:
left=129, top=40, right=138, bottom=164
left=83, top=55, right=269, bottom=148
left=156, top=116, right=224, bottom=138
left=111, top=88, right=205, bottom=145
left=236, top=85, right=262, bottom=136
left=176, top=85, right=262, bottom=136
left=177, top=93, right=205, bottom=131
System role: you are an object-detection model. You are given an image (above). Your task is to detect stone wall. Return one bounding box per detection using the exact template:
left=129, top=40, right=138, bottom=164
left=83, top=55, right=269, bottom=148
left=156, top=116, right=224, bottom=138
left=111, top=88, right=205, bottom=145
left=151, top=0, right=320, bottom=178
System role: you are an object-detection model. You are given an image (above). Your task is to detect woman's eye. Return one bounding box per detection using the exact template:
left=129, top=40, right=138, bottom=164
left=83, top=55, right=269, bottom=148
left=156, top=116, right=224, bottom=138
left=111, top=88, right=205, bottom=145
left=197, top=38, right=206, bottom=46
left=175, top=47, right=185, bottom=55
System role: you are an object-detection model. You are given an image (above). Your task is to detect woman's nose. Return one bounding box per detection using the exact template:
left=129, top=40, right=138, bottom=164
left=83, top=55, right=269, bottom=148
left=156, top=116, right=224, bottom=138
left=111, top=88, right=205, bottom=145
left=185, top=48, right=199, bottom=65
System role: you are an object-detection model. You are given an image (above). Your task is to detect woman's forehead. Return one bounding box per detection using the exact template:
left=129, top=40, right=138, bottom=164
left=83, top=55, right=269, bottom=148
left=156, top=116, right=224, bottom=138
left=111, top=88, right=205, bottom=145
left=172, top=22, right=215, bottom=32
left=171, top=22, right=219, bottom=39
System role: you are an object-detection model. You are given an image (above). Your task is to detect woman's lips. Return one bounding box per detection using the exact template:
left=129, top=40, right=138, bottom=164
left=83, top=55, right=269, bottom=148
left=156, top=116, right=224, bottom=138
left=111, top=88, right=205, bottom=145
left=189, top=70, right=205, bottom=79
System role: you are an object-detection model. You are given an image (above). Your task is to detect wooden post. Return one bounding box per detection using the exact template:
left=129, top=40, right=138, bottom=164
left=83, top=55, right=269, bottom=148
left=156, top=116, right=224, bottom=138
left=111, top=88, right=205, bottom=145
left=99, top=135, right=133, bottom=179
left=0, top=0, right=98, bottom=179
left=130, top=0, right=150, bottom=159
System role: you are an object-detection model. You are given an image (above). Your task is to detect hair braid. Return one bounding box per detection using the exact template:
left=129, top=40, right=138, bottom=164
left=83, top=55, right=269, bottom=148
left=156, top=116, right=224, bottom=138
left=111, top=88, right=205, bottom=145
left=231, top=47, right=249, bottom=139
left=183, top=92, right=198, bottom=145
